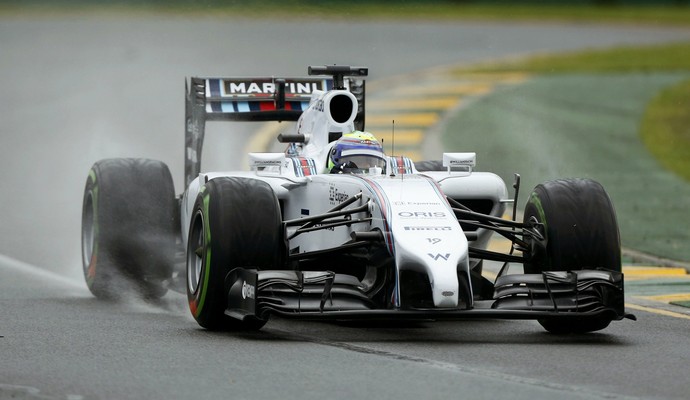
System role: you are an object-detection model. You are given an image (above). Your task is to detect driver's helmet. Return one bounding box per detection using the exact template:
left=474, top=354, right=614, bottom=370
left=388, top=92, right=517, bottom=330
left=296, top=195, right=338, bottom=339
left=328, top=131, right=386, bottom=173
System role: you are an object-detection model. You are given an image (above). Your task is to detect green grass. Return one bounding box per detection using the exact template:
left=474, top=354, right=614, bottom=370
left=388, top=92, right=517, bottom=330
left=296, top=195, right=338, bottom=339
left=2, top=1, right=690, bottom=26
left=444, top=40, right=690, bottom=260
left=641, top=79, right=690, bottom=182
left=441, top=73, right=690, bottom=261
left=457, top=41, right=690, bottom=183
left=460, top=42, right=690, bottom=74
left=671, top=300, right=690, bottom=308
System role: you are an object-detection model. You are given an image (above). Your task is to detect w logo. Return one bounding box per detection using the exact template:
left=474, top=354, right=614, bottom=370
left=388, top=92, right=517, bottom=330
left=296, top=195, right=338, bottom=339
left=428, top=253, right=450, bottom=261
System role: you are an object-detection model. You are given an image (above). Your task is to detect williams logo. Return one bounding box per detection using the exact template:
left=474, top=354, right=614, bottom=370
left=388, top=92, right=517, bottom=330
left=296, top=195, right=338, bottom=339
left=428, top=253, right=450, bottom=261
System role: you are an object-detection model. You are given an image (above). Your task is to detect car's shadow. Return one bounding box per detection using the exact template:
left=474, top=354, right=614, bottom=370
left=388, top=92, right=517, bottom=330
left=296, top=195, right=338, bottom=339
left=205, top=316, right=633, bottom=347
left=61, top=292, right=634, bottom=348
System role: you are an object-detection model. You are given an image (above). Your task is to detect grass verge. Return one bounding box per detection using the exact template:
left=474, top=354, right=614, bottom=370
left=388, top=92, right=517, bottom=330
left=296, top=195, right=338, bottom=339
left=460, top=42, right=690, bottom=74
left=2, top=2, right=690, bottom=26
left=641, top=79, right=690, bottom=182
left=445, top=41, right=690, bottom=260
left=457, top=41, right=690, bottom=182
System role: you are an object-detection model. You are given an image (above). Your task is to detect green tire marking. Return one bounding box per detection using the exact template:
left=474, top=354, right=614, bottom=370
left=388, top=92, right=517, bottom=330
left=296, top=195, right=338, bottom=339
left=528, top=191, right=548, bottom=234
left=86, top=169, right=99, bottom=286
left=195, top=188, right=212, bottom=318
left=528, top=191, right=550, bottom=266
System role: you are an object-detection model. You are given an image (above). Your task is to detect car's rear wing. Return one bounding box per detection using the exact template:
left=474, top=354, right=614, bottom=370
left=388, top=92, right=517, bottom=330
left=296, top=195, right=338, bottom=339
left=185, top=75, right=366, bottom=186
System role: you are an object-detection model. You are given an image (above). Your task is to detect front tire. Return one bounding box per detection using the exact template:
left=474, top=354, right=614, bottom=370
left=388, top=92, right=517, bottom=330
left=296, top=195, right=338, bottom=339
left=81, top=158, right=176, bottom=299
left=186, top=177, right=284, bottom=330
left=523, top=178, right=621, bottom=334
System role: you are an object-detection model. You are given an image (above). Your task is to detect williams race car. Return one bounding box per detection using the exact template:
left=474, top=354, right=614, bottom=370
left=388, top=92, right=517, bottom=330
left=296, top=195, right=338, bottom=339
left=81, top=65, right=635, bottom=333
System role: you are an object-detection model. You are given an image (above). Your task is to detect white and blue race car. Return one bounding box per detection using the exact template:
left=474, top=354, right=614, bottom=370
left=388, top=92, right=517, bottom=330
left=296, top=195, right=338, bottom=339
left=81, top=65, right=634, bottom=333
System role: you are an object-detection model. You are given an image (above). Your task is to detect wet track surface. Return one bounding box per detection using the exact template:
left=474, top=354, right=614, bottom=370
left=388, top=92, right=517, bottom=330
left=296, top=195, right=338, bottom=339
left=4, top=259, right=690, bottom=400
left=2, top=13, right=690, bottom=399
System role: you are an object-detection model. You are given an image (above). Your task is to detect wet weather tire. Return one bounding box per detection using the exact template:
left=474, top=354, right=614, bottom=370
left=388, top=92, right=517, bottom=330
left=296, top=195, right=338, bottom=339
left=81, top=158, right=176, bottom=299
left=186, top=177, right=283, bottom=331
left=523, top=178, right=621, bottom=334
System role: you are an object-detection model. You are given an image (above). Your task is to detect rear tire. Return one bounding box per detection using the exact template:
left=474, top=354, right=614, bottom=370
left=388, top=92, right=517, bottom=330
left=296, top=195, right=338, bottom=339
left=186, top=177, right=284, bottom=330
left=82, top=158, right=176, bottom=299
left=523, top=178, right=621, bottom=334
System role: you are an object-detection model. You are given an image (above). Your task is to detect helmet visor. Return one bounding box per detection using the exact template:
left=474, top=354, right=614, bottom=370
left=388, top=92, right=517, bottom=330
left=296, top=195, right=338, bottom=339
left=340, top=155, right=386, bottom=171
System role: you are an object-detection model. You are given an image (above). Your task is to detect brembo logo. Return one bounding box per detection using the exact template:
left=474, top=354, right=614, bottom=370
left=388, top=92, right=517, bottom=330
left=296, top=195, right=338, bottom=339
left=241, top=280, right=255, bottom=300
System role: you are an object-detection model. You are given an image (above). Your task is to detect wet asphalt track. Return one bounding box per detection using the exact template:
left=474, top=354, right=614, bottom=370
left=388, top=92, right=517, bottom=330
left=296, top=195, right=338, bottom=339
left=2, top=12, right=690, bottom=400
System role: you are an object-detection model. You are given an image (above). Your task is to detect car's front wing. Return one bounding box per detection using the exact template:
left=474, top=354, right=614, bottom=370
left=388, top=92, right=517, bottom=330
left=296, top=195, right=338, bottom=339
left=224, top=268, right=634, bottom=323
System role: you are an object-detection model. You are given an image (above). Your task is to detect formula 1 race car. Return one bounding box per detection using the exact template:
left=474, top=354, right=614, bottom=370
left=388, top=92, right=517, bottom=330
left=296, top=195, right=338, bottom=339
left=81, top=65, right=635, bottom=334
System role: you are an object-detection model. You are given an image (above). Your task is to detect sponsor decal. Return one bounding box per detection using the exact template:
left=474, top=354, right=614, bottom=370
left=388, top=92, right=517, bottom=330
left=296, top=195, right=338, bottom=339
left=186, top=119, right=200, bottom=138
left=186, top=147, right=198, bottom=163
left=449, top=159, right=473, bottom=166
left=442, top=291, right=455, bottom=297
left=313, top=99, right=325, bottom=112
left=241, top=280, right=255, bottom=300
left=428, top=253, right=451, bottom=261
left=313, top=223, right=335, bottom=232
left=397, top=211, right=446, bottom=219
left=329, top=185, right=350, bottom=205
left=255, top=160, right=282, bottom=166
left=393, top=201, right=441, bottom=206
left=404, top=226, right=452, bottom=231
left=301, top=209, right=310, bottom=216
left=223, top=80, right=322, bottom=96
left=426, top=238, right=442, bottom=245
